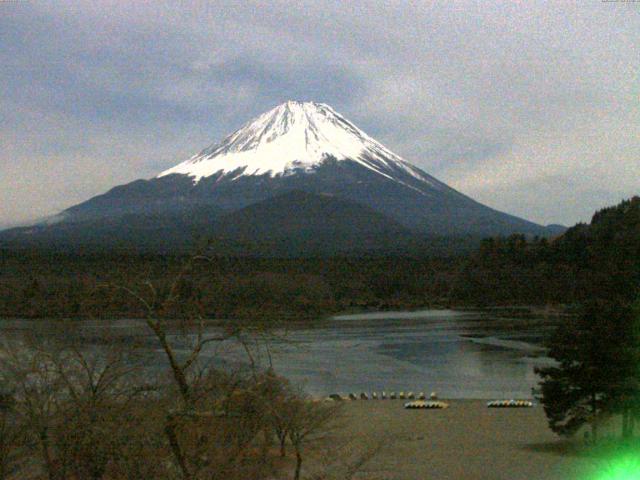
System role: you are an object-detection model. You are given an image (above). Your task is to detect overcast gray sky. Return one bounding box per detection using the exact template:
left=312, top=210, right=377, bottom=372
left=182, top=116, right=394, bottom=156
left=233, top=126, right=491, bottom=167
left=1, top=0, right=638, bottom=228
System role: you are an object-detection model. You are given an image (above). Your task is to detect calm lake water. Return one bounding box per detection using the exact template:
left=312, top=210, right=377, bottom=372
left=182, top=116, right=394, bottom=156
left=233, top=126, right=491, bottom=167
left=1, top=309, right=557, bottom=399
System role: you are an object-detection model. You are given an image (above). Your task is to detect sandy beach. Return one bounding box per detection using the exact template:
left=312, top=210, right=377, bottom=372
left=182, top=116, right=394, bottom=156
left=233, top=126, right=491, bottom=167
left=330, top=399, right=601, bottom=480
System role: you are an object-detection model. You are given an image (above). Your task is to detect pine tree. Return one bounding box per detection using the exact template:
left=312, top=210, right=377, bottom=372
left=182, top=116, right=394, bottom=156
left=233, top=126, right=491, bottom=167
left=535, top=300, right=640, bottom=441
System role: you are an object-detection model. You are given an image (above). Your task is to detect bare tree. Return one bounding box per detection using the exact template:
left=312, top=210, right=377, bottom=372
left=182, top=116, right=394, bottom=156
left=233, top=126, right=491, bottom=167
left=47, top=328, right=146, bottom=480
left=0, top=393, right=23, bottom=480
left=110, top=252, right=281, bottom=480
left=1, top=337, right=64, bottom=480
left=256, top=370, right=295, bottom=458
left=0, top=250, right=371, bottom=480
left=286, top=398, right=342, bottom=480
left=0, top=323, right=149, bottom=480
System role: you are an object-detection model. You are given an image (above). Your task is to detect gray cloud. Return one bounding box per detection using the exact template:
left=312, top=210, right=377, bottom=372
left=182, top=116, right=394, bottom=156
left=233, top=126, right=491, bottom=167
left=1, top=0, right=638, bottom=227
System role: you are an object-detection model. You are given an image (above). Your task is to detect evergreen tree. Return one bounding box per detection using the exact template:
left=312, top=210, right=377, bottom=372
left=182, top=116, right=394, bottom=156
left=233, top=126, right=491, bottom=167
left=535, top=300, right=640, bottom=441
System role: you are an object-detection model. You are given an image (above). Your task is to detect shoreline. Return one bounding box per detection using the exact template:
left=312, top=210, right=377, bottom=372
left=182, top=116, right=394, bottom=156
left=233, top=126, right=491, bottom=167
left=326, top=399, right=601, bottom=480
left=0, top=303, right=571, bottom=323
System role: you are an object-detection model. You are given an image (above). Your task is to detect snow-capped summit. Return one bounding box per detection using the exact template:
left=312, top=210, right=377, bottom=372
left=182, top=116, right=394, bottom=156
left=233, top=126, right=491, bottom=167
left=6, top=99, right=557, bottom=250
left=158, top=101, right=435, bottom=188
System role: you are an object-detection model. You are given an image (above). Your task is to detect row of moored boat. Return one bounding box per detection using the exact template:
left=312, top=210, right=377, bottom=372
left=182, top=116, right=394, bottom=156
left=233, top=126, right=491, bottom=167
left=328, top=391, right=438, bottom=401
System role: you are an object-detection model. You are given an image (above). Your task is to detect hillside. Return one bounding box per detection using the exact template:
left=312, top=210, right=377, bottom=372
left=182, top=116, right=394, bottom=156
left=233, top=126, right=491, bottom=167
left=452, top=196, right=640, bottom=305
left=208, top=190, right=420, bottom=256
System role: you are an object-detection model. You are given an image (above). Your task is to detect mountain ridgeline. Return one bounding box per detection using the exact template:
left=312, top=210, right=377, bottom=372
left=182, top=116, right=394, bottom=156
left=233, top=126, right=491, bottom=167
left=1, top=101, right=562, bottom=254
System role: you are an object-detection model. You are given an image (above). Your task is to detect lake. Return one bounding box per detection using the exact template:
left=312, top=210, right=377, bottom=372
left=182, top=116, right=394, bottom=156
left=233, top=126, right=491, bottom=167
left=1, top=309, right=557, bottom=399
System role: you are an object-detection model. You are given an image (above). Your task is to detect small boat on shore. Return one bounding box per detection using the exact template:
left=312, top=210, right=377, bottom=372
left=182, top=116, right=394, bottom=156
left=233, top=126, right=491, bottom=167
left=487, top=400, right=533, bottom=408
left=404, top=400, right=449, bottom=409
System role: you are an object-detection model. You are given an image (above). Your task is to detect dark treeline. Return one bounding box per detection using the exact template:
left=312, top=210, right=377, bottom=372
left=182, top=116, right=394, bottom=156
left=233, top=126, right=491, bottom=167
left=452, top=196, right=640, bottom=305
left=0, top=250, right=462, bottom=320
left=1, top=196, right=638, bottom=320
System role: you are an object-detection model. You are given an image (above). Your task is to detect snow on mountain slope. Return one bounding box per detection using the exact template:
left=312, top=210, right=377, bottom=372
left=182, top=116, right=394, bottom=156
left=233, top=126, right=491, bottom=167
left=158, top=101, right=442, bottom=190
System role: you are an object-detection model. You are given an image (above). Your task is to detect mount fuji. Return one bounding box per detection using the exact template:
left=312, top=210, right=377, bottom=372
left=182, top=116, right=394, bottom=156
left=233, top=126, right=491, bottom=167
left=158, top=101, right=446, bottom=188
left=1, top=101, right=562, bottom=254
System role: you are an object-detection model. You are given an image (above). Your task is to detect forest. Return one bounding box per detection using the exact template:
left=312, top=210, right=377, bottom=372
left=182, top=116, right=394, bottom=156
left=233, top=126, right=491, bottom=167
left=0, top=196, right=638, bottom=321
